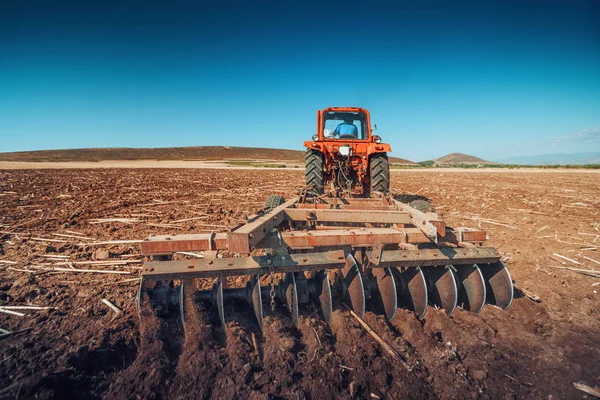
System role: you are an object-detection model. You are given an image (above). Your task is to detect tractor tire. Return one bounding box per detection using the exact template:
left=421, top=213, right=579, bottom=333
left=305, top=149, right=324, bottom=196
left=265, top=195, right=285, bottom=212
left=370, top=153, right=390, bottom=194
left=409, top=199, right=434, bottom=213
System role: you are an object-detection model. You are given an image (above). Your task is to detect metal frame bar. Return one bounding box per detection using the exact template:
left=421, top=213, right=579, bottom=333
left=284, top=208, right=412, bottom=224
left=141, top=247, right=501, bottom=281
left=141, top=233, right=228, bottom=255
left=140, top=226, right=487, bottom=255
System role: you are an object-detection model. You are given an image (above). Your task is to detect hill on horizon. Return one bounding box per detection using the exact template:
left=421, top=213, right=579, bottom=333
left=433, top=153, right=492, bottom=165
left=0, top=146, right=416, bottom=165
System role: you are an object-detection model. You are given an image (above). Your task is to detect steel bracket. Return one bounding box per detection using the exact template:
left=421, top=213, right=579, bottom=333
left=367, top=243, right=384, bottom=268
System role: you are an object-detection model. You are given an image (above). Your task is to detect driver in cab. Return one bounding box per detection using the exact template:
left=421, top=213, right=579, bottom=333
left=333, top=119, right=358, bottom=138
left=324, top=119, right=358, bottom=139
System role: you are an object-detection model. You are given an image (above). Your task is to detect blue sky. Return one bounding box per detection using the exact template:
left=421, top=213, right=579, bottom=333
left=1, top=0, right=599, bottom=161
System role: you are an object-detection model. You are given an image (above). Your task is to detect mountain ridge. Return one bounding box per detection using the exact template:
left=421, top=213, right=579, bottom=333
left=0, top=146, right=416, bottom=164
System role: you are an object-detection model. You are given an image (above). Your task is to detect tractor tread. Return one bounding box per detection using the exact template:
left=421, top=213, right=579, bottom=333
left=305, top=149, right=324, bottom=195
left=265, top=195, right=286, bottom=212
left=370, top=154, right=390, bottom=194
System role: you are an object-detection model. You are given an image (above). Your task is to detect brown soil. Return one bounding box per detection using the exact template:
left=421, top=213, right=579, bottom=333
left=1, top=169, right=599, bottom=399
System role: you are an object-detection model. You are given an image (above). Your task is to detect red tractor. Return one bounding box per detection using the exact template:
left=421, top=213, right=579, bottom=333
left=304, top=107, right=391, bottom=197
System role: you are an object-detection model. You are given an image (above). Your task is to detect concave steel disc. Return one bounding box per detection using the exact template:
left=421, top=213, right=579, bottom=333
left=248, top=275, right=264, bottom=333
left=215, top=277, right=226, bottom=330
left=310, top=270, right=332, bottom=324
left=179, top=279, right=189, bottom=329
left=422, top=266, right=458, bottom=316
left=480, top=261, right=514, bottom=310
left=393, top=267, right=428, bottom=319
left=284, top=272, right=299, bottom=327
left=136, top=278, right=144, bottom=315
left=370, top=267, right=398, bottom=321
left=453, top=264, right=486, bottom=313
left=340, top=254, right=366, bottom=318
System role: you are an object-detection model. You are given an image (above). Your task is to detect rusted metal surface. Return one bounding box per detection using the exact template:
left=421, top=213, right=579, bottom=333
left=443, top=228, right=487, bottom=244
left=142, top=233, right=228, bottom=255
left=142, top=249, right=348, bottom=280
left=141, top=247, right=501, bottom=282
left=284, top=208, right=411, bottom=224
left=140, top=227, right=489, bottom=255
left=259, top=228, right=423, bottom=248
left=228, top=196, right=298, bottom=253
left=375, top=247, right=500, bottom=267
left=294, top=203, right=396, bottom=211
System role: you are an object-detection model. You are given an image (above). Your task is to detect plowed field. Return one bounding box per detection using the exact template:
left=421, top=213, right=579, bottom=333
left=1, top=169, right=599, bottom=399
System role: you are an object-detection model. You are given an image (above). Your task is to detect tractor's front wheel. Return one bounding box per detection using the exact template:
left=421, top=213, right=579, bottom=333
left=305, top=149, right=324, bottom=196
left=370, top=153, right=390, bottom=194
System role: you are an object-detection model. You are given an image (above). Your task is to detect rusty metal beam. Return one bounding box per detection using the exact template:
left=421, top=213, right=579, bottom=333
left=141, top=247, right=501, bottom=281
left=376, top=247, right=500, bottom=267
left=141, top=249, right=348, bottom=280
left=256, top=228, right=427, bottom=248
left=443, top=228, right=486, bottom=243
left=284, top=208, right=411, bottom=224
left=141, top=233, right=229, bottom=255
left=140, top=227, right=487, bottom=255
left=295, top=203, right=396, bottom=211
left=228, top=196, right=299, bottom=253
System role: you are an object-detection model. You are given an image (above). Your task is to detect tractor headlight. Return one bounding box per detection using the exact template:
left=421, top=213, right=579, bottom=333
left=312, top=134, right=319, bottom=141
left=338, top=145, right=350, bottom=157
left=373, top=135, right=382, bottom=144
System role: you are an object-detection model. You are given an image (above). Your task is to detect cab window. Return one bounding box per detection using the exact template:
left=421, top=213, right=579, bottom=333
left=322, top=111, right=366, bottom=140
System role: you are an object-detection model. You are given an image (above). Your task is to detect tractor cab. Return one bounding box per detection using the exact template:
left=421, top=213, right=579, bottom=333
left=322, top=110, right=368, bottom=140
left=317, top=107, right=374, bottom=141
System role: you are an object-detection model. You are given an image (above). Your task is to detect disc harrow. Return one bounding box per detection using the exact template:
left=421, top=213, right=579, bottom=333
left=137, top=191, right=514, bottom=332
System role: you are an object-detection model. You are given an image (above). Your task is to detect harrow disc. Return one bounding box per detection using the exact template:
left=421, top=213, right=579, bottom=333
left=309, top=270, right=332, bottom=324
left=282, top=272, right=299, bottom=327
left=480, top=261, right=514, bottom=310
left=215, top=277, right=225, bottom=330
left=136, top=278, right=144, bottom=314
left=423, top=266, right=458, bottom=316
left=249, top=275, right=264, bottom=332
left=370, top=267, right=397, bottom=321
left=340, top=254, right=366, bottom=318
left=453, top=264, right=486, bottom=313
left=393, top=267, right=428, bottom=319
left=179, top=279, right=192, bottom=329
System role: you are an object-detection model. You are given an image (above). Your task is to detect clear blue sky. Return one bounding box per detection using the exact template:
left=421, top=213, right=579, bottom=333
left=1, top=0, right=599, bottom=161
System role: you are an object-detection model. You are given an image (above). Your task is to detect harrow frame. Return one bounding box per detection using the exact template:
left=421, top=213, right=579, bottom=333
left=138, top=191, right=514, bottom=331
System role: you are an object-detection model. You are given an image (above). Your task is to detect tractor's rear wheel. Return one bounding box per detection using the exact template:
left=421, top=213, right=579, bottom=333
left=305, top=149, right=324, bottom=196
left=370, top=153, right=390, bottom=194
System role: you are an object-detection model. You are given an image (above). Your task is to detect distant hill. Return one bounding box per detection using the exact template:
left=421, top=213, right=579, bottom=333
left=433, top=153, right=492, bottom=165
left=0, top=146, right=302, bottom=162
left=0, top=146, right=416, bottom=164
left=493, top=152, right=600, bottom=165
left=388, top=157, right=416, bottom=165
